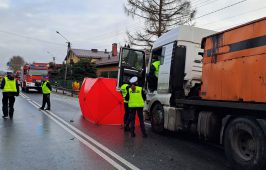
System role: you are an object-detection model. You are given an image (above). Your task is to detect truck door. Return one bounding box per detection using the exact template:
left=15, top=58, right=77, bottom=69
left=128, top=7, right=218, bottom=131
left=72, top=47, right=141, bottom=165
left=117, top=47, right=146, bottom=89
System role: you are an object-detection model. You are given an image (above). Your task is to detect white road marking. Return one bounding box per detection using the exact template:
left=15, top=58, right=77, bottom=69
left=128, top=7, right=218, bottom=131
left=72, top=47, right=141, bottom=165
left=28, top=100, right=127, bottom=170
left=20, top=93, right=29, bottom=98
left=20, top=93, right=26, bottom=98
left=23, top=93, right=140, bottom=170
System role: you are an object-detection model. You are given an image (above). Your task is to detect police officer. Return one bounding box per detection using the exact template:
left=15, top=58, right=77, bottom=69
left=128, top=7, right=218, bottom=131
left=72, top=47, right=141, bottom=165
left=120, top=82, right=130, bottom=131
left=0, top=72, right=19, bottom=119
left=125, top=76, right=147, bottom=138
left=39, top=77, right=52, bottom=110
left=148, top=55, right=160, bottom=91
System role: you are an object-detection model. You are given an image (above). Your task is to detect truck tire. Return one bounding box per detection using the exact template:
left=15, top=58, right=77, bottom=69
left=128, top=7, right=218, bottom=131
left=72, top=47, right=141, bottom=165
left=224, top=117, right=266, bottom=170
left=151, top=103, right=164, bottom=134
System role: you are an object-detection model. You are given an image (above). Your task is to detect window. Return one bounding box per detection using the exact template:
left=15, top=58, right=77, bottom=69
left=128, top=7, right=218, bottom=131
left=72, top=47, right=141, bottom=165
left=121, top=48, right=145, bottom=71
left=29, top=70, right=48, bottom=76
left=151, top=47, right=165, bottom=65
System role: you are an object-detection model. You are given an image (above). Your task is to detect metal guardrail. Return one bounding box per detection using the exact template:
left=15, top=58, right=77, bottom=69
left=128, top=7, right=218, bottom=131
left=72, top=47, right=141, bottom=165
left=52, top=86, right=80, bottom=97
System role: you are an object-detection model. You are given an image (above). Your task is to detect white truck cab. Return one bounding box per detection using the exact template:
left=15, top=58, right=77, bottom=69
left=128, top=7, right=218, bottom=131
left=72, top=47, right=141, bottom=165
left=145, top=26, right=215, bottom=115
left=117, top=25, right=215, bottom=132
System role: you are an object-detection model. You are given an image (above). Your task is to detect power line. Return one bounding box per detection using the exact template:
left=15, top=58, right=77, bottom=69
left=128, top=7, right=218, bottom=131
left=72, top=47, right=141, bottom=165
left=85, top=0, right=249, bottom=43
left=72, top=0, right=221, bottom=44
left=213, top=14, right=265, bottom=31
left=0, top=0, right=250, bottom=49
left=193, top=0, right=248, bottom=20
left=192, top=0, right=216, bottom=8
left=0, top=30, right=66, bottom=47
left=197, top=6, right=266, bottom=27
left=195, top=0, right=219, bottom=8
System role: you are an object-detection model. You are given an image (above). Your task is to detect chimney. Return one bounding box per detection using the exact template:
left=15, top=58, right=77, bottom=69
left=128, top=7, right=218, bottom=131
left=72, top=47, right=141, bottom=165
left=91, top=49, right=98, bottom=52
left=112, top=43, right=117, bottom=57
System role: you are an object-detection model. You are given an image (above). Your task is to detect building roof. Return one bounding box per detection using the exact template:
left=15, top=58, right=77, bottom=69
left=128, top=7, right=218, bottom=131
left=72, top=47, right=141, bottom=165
left=71, top=49, right=112, bottom=59
left=96, top=56, right=119, bottom=67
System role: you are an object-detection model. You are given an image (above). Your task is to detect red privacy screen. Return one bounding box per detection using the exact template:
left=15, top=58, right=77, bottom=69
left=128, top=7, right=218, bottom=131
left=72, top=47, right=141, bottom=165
left=79, top=78, right=124, bottom=125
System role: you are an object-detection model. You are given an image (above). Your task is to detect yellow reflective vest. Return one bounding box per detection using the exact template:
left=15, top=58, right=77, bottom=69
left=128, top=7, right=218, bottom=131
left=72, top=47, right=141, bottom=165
left=152, top=60, right=160, bottom=77
left=42, top=81, right=51, bottom=94
left=3, top=77, right=17, bottom=92
left=128, top=86, right=144, bottom=108
left=120, top=84, right=129, bottom=103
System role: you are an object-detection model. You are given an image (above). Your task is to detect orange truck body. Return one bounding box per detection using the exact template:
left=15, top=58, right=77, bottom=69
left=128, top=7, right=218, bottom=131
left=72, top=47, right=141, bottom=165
left=201, top=17, right=266, bottom=103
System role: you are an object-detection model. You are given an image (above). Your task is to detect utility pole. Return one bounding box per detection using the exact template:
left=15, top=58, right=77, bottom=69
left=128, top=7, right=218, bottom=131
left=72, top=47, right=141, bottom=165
left=56, top=31, right=71, bottom=87
left=47, top=51, right=56, bottom=64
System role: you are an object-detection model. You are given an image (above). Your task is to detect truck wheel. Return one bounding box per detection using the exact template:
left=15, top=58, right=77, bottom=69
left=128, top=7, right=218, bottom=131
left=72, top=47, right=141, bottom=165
left=151, top=103, right=164, bottom=133
left=224, top=117, right=266, bottom=170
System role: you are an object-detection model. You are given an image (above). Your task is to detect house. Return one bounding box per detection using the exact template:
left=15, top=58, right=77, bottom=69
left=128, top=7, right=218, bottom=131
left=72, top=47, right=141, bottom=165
left=65, top=48, right=110, bottom=64
left=96, top=56, right=119, bottom=78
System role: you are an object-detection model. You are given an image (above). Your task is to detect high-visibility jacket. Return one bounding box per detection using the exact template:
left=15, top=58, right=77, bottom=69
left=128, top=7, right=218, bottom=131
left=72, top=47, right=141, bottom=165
left=3, top=77, right=17, bottom=92
left=42, top=81, right=51, bottom=94
left=120, top=84, right=129, bottom=103
left=152, top=60, right=160, bottom=77
left=128, top=86, right=144, bottom=108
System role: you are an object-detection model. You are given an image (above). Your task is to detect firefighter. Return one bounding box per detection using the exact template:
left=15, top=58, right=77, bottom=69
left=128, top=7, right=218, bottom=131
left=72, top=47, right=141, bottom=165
left=0, top=72, right=19, bottom=119
left=125, top=76, right=147, bottom=138
left=39, top=76, right=52, bottom=111
left=148, top=55, right=160, bottom=91
left=120, top=81, right=130, bottom=131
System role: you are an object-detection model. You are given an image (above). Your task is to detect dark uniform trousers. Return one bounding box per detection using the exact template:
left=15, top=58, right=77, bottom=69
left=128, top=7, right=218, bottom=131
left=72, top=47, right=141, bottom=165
left=124, top=103, right=130, bottom=125
left=41, top=94, right=51, bottom=109
left=2, top=93, right=15, bottom=117
left=129, top=108, right=146, bottom=135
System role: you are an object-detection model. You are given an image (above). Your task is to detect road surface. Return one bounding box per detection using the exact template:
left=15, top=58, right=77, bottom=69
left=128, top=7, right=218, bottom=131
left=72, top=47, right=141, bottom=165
left=0, top=90, right=230, bottom=170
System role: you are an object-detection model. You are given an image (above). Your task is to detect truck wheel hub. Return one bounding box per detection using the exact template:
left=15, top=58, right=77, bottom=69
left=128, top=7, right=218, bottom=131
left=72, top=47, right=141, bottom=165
left=235, top=131, right=256, bottom=161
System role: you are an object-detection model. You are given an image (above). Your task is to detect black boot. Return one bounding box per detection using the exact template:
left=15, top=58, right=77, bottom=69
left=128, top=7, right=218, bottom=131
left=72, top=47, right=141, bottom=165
left=124, top=125, right=130, bottom=132
left=9, top=113, right=13, bottom=119
left=131, top=132, right=136, bottom=137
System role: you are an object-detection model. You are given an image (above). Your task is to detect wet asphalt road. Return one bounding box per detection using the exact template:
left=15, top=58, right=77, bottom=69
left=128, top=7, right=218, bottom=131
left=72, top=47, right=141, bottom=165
left=0, top=90, right=230, bottom=170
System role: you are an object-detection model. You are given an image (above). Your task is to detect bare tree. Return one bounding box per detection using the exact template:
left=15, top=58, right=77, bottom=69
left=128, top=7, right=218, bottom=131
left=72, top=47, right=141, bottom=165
left=125, top=0, right=196, bottom=48
left=8, top=56, right=25, bottom=72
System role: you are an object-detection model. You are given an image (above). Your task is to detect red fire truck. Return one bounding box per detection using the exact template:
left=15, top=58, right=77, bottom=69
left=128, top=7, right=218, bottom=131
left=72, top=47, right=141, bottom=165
left=15, top=70, right=21, bottom=85
left=21, top=63, right=49, bottom=93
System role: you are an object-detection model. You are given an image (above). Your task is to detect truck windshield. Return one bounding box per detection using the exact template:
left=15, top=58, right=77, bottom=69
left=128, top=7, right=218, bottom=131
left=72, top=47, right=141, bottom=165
left=121, top=48, right=144, bottom=71
left=29, top=70, right=48, bottom=76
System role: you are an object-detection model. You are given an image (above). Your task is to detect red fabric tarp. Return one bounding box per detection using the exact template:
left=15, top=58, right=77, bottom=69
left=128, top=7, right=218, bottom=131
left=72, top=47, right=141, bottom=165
left=79, top=78, right=124, bottom=125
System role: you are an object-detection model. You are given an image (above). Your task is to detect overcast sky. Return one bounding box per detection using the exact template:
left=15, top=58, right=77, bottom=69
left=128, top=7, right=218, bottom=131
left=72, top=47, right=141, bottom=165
left=0, top=0, right=265, bottom=70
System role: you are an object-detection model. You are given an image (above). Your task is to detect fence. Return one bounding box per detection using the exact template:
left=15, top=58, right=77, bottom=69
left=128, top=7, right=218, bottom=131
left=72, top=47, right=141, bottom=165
left=52, top=85, right=80, bottom=97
